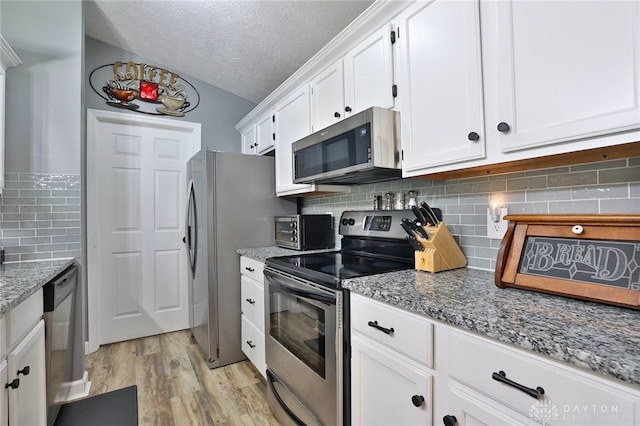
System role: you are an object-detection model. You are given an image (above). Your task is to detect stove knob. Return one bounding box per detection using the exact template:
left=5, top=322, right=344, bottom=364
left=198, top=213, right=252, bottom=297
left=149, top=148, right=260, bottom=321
left=341, top=218, right=348, bottom=226
left=348, top=218, right=356, bottom=226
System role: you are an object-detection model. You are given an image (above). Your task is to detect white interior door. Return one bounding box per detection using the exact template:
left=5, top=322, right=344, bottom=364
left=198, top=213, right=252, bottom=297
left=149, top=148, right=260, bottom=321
left=87, top=109, right=200, bottom=349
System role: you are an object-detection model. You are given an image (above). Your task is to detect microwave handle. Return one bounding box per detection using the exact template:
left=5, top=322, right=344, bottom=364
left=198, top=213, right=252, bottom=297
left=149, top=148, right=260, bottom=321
left=264, top=270, right=335, bottom=305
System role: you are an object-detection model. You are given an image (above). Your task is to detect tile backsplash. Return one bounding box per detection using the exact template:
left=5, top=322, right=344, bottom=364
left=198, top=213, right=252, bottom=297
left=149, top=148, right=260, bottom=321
left=302, top=157, right=640, bottom=271
left=0, top=173, right=81, bottom=262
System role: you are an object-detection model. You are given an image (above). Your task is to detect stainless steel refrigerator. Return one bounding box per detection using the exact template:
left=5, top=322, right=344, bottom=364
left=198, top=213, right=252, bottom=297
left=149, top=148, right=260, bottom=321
left=185, top=150, right=296, bottom=368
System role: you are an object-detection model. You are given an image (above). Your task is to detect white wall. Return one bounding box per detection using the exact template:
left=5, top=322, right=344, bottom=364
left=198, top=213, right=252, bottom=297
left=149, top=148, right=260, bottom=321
left=1, top=0, right=82, bottom=174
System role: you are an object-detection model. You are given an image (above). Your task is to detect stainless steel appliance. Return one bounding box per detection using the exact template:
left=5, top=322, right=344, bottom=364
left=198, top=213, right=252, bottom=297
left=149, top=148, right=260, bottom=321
left=274, top=214, right=335, bottom=250
left=185, top=150, right=296, bottom=368
left=44, top=264, right=78, bottom=426
left=264, top=210, right=416, bottom=425
left=292, top=107, right=401, bottom=185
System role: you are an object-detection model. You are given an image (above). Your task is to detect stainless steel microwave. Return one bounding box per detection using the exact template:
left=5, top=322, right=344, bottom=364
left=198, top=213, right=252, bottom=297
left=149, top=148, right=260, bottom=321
left=274, top=214, right=334, bottom=250
left=292, top=107, right=401, bottom=185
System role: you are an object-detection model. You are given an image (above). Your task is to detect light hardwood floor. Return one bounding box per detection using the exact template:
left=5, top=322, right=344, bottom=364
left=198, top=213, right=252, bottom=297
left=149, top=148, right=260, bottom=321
left=85, top=330, right=281, bottom=426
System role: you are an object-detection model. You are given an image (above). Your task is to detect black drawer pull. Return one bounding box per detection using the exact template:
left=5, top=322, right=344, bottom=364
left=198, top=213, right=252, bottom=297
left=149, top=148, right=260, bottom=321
left=17, top=366, right=30, bottom=376
left=367, top=320, right=394, bottom=335
left=411, top=394, right=424, bottom=407
left=246, top=341, right=256, bottom=349
left=245, top=298, right=255, bottom=305
left=245, top=267, right=255, bottom=272
left=492, top=370, right=544, bottom=399
left=5, top=379, right=19, bottom=389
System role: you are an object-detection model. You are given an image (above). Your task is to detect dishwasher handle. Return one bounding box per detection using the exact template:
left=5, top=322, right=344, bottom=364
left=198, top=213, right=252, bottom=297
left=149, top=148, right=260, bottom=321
left=43, top=265, right=78, bottom=312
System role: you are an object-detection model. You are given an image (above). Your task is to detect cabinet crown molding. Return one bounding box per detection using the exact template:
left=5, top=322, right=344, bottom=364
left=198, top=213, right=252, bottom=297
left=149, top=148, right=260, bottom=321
left=0, top=35, right=23, bottom=70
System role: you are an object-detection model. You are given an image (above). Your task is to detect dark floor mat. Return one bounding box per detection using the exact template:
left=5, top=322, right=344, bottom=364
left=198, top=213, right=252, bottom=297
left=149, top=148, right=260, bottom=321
left=54, top=385, right=138, bottom=426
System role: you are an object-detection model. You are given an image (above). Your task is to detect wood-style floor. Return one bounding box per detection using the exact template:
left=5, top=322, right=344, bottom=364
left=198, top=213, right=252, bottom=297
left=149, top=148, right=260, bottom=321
left=85, top=330, right=281, bottom=426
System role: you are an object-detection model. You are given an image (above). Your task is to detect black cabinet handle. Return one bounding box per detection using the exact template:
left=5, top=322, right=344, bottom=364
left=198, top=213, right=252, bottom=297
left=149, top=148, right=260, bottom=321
left=245, top=267, right=255, bottom=272
left=245, top=298, right=255, bottom=305
left=334, top=112, right=341, bottom=118
left=17, top=366, right=30, bottom=376
left=367, top=320, right=394, bottom=335
left=497, top=122, right=511, bottom=133
left=246, top=341, right=256, bottom=349
left=411, top=395, right=424, bottom=407
left=443, top=415, right=458, bottom=426
left=182, top=236, right=186, bottom=243
left=492, top=370, right=544, bottom=399
left=468, top=132, right=480, bottom=141
left=5, top=379, right=19, bottom=389
left=345, top=106, right=352, bottom=113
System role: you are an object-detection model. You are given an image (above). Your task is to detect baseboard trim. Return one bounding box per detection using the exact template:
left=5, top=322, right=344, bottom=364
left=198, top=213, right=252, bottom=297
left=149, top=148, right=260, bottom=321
left=64, top=370, right=92, bottom=402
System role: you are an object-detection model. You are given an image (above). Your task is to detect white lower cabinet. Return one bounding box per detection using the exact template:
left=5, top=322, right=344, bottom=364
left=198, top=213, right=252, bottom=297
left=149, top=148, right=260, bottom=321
left=7, top=320, right=46, bottom=426
left=350, top=293, right=434, bottom=425
left=351, top=293, right=640, bottom=426
left=240, top=256, right=267, bottom=379
left=351, top=334, right=433, bottom=426
left=0, top=289, right=47, bottom=426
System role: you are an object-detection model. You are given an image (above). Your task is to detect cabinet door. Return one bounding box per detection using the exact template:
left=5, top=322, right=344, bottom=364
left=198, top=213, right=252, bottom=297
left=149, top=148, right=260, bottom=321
left=310, top=60, right=345, bottom=132
left=494, top=1, right=640, bottom=152
left=398, top=0, right=485, bottom=176
left=273, top=85, right=314, bottom=195
left=241, top=124, right=257, bottom=155
left=344, top=24, right=395, bottom=116
left=7, top=320, right=46, bottom=426
left=0, top=360, right=7, bottom=426
left=256, top=111, right=275, bottom=155
left=351, top=334, right=432, bottom=426
left=445, top=383, right=536, bottom=426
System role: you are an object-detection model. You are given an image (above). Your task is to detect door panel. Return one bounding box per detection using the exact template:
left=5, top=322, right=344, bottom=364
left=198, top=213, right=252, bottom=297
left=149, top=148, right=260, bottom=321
left=89, top=111, right=200, bottom=346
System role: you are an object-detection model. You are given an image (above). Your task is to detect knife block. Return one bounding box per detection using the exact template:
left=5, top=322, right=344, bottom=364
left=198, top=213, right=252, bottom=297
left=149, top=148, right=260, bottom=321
left=414, top=222, right=467, bottom=273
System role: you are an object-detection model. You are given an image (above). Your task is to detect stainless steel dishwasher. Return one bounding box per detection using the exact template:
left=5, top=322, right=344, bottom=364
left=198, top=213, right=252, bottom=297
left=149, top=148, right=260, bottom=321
left=43, top=264, right=78, bottom=426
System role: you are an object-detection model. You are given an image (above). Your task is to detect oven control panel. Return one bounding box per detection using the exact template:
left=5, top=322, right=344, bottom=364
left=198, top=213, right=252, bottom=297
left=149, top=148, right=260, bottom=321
left=339, top=210, right=409, bottom=239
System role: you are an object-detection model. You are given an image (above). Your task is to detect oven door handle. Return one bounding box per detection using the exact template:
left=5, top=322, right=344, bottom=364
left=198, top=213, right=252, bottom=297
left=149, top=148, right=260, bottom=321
left=267, top=369, right=319, bottom=426
left=264, top=270, right=335, bottom=304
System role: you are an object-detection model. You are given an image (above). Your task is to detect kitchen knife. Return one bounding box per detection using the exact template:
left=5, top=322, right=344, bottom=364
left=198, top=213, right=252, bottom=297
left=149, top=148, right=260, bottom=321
left=400, top=220, right=418, bottom=239
left=411, top=205, right=428, bottom=226
left=418, top=205, right=434, bottom=226
left=420, top=202, right=440, bottom=225
left=401, top=218, right=429, bottom=240
left=406, top=235, right=423, bottom=251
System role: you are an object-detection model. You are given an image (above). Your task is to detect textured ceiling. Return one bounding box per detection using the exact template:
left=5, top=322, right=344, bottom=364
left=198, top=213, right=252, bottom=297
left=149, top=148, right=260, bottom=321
left=84, top=0, right=374, bottom=104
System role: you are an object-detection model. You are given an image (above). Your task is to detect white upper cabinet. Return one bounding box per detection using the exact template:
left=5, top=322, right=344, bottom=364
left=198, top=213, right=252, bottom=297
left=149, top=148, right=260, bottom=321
left=311, top=24, right=396, bottom=133
left=343, top=24, right=395, bottom=116
left=0, top=35, right=22, bottom=195
left=492, top=1, right=640, bottom=153
left=310, top=60, right=345, bottom=132
left=255, top=111, right=275, bottom=155
left=397, top=0, right=486, bottom=177
left=240, top=124, right=257, bottom=155
left=274, top=85, right=315, bottom=195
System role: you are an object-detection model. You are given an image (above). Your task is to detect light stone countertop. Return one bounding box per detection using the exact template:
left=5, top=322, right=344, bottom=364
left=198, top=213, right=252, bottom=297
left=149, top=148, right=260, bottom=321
left=239, top=247, right=640, bottom=387
left=0, top=258, right=76, bottom=315
left=237, top=246, right=336, bottom=263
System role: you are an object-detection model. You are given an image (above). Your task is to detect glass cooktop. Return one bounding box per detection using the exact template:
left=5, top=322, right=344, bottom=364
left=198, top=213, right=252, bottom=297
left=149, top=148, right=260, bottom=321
left=265, top=251, right=413, bottom=288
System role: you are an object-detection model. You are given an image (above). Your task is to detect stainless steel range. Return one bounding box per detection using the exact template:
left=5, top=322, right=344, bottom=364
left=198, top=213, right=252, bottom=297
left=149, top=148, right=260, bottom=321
left=264, top=210, right=416, bottom=425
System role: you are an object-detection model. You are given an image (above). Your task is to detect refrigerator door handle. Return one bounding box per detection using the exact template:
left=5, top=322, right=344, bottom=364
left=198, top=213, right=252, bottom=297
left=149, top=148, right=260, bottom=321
left=186, top=180, right=198, bottom=279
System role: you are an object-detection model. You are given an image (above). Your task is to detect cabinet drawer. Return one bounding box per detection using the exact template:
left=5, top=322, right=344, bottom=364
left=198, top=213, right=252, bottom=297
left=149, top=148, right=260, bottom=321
left=351, top=293, right=433, bottom=368
left=448, top=329, right=640, bottom=424
left=241, top=275, right=265, bottom=331
left=240, top=256, right=264, bottom=283
left=241, top=316, right=266, bottom=379
left=6, top=289, right=43, bottom=351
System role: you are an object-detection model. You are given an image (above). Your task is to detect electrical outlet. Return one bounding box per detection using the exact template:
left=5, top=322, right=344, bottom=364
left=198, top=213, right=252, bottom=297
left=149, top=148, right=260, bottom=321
left=487, top=207, right=508, bottom=239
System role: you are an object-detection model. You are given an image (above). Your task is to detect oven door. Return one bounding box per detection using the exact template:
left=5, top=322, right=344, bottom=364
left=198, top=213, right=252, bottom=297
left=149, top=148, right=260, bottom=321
left=264, top=267, right=340, bottom=426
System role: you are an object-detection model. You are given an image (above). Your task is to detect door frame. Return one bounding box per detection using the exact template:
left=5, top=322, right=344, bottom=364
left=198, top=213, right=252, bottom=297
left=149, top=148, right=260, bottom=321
left=86, top=108, right=201, bottom=353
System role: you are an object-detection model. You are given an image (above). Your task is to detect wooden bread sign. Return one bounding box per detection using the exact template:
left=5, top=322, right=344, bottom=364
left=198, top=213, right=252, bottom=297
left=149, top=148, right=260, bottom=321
left=414, top=222, right=467, bottom=273
left=495, top=214, right=640, bottom=309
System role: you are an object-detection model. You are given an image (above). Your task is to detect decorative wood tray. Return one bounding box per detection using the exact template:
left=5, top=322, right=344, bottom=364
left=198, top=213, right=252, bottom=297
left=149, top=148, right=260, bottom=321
left=495, top=214, right=640, bottom=309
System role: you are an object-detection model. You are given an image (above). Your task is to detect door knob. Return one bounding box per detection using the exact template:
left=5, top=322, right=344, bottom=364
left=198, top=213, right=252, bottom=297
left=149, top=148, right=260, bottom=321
left=17, top=366, right=30, bottom=376
left=443, top=415, right=458, bottom=426
left=334, top=112, right=341, bottom=118
left=467, top=132, right=480, bottom=141
left=5, top=379, right=19, bottom=389
left=345, top=106, right=352, bottom=112
left=497, top=122, right=511, bottom=133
